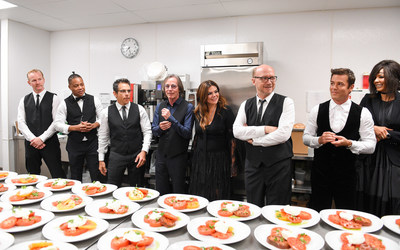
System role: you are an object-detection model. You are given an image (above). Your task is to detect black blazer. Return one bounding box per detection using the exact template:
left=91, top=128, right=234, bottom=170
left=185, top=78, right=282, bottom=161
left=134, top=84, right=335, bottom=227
left=360, top=92, right=400, bottom=165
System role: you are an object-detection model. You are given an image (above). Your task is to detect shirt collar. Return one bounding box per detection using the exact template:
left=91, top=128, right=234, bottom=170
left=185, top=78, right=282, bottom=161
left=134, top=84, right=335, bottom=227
left=116, top=102, right=131, bottom=110
left=257, top=92, right=275, bottom=103
left=32, top=90, right=46, bottom=97
left=329, top=99, right=352, bottom=112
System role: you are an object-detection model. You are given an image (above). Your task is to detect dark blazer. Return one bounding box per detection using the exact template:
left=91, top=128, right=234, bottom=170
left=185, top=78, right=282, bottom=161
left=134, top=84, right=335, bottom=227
left=360, top=92, right=400, bottom=165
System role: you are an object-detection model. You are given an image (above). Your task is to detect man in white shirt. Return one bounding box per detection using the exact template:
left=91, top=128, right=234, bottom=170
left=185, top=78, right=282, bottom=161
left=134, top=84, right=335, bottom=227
left=303, top=68, right=376, bottom=211
left=98, top=78, right=152, bottom=187
left=54, top=72, right=104, bottom=182
left=233, top=64, right=295, bottom=207
left=17, top=69, right=66, bottom=178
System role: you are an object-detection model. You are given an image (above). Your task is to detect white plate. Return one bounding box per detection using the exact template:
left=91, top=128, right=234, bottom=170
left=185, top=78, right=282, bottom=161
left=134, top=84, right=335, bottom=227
left=0, top=231, right=14, bottom=250
left=325, top=230, right=399, bottom=250
left=5, top=174, right=48, bottom=186
left=158, top=193, right=209, bottom=213
left=97, top=227, right=169, bottom=250
left=131, top=207, right=190, bottom=232
left=0, top=202, right=12, bottom=212
left=261, top=205, right=320, bottom=228
left=40, top=193, right=93, bottom=212
left=1, top=189, right=53, bottom=205
left=85, top=199, right=140, bottom=219
left=36, top=178, right=81, bottom=191
left=7, top=240, right=78, bottom=250
left=0, top=208, right=54, bottom=233
left=42, top=215, right=109, bottom=242
left=254, top=224, right=325, bottom=250
left=0, top=184, right=16, bottom=196
left=72, top=183, right=117, bottom=197
left=187, top=217, right=251, bottom=244
left=167, top=240, right=236, bottom=250
left=113, top=187, right=160, bottom=203
left=207, top=199, right=261, bottom=221
left=381, top=215, right=400, bottom=235
left=320, top=209, right=383, bottom=232
left=0, top=171, right=17, bottom=181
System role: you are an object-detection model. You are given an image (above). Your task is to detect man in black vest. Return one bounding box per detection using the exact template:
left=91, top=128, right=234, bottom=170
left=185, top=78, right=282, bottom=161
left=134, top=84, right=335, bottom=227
left=233, top=65, right=295, bottom=207
left=17, top=69, right=66, bottom=178
left=152, top=74, right=194, bottom=195
left=98, top=78, right=152, bottom=187
left=55, top=72, right=103, bottom=181
left=303, top=68, right=376, bottom=211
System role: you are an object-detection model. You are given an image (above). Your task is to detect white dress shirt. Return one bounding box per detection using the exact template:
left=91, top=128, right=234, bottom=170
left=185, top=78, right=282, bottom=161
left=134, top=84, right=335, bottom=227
left=54, top=94, right=103, bottom=137
left=233, top=92, right=295, bottom=147
left=98, top=102, right=152, bottom=161
left=17, top=90, right=61, bottom=142
left=303, top=99, right=376, bottom=155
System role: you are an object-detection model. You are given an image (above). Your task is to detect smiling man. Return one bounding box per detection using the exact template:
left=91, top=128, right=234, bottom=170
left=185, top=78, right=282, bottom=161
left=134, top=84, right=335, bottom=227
left=233, top=64, right=295, bottom=207
left=54, top=72, right=103, bottom=181
left=17, top=69, right=66, bottom=178
left=303, top=68, right=376, bottom=211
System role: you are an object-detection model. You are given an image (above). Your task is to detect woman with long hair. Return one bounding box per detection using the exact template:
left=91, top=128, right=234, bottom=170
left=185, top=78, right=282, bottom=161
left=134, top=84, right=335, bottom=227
left=189, top=80, right=236, bottom=201
left=358, top=59, right=400, bottom=216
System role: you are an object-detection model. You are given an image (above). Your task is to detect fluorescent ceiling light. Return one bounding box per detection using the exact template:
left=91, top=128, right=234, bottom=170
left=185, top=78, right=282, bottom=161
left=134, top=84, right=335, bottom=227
left=0, top=0, right=17, bottom=10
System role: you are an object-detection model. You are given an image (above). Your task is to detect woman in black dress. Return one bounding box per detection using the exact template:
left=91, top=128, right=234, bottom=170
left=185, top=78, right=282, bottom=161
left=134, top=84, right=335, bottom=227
left=359, top=60, right=400, bottom=216
left=189, top=80, right=236, bottom=201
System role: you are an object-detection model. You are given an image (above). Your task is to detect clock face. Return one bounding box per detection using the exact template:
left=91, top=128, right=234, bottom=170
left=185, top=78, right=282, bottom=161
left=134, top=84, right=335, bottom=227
left=121, top=38, right=139, bottom=58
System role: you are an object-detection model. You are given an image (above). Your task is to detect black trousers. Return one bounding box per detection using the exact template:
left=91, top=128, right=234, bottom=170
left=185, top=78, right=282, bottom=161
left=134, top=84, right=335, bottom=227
left=66, top=138, right=101, bottom=182
left=107, top=151, right=145, bottom=187
left=25, top=134, right=66, bottom=178
left=245, top=158, right=292, bottom=207
left=156, top=150, right=187, bottom=195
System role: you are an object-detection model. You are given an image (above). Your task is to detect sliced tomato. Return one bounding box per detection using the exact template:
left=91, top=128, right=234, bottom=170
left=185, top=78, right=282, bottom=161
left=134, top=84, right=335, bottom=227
left=183, top=246, right=202, bottom=250
left=27, top=191, right=45, bottom=199
left=212, top=231, right=233, bottom=239
left=220, top=201, right=233, bottom=209
left=0, top=186, right=7, bottom=192
left=218, top=209, right=233, bottom=217
left=328, top=214, right=341, bottom=225
left=120, top=246, right=145, bottom=250
left=136, top=236, right=154, bottom=247
left=98, top=185, right=107, bottom=193
left=99, top=206, right=112, bottom=213
left=198, top=225, right=216, bottom=235
left=205, top=247, right=222, bottom=250
left=238, top=204, right=250, bottom=210
left=163, top=212, right=178, bottom=221
left=51, top=184, right=66, bottom=189
left=341, top=220, right=362, bottom=230
left=85, top=188, right=98, bottom=195
left=173, top=201, right=187, bottom=210
left=66, top=181, right=75, bottom=186
left=159, top=216, right=176, bottom=227
left=287, top=237, right=306, bottom=250
left=16, top=217, right=36, bottom=226
left=63, top=227, right=88, bottom=236
left=111, top=236, right=130, bottom=250
left=71, top=195, right=83, bottom=205
left=287, top=215, right=302, bottom=224
left=297, top=233, right=311, bottom=244
left=340, top=232, right=352, bottom=244
left=43, top=182, right=53, bottom=187
left=270, top=227, right=286, bottom=237
left=33, top=215, right=42, bottom=223
left=0, top=216, right=17, bottom=229
left=233, top=209, right=250, bottom=217
left=138, top=188, right=148, bottom=196
left=52, top=201, right=60, bottom=207
left=164, top=196, right=176, bottom=206
left=298, top=211, right=312, bottom=220
left=115, top=205, right=129, bottom=214
left=186, top=201, right=200, bottom=209
left=9, top=195, right=25, bottom=202
left=353, top=215, right=372, bottom=226
left=148, top=219, right=162, bottom=227
left=205, top=220, right=218, bottom=227
left=364, top=234, right=385, bottom=248
left=59, top=222, right=69, bottom=230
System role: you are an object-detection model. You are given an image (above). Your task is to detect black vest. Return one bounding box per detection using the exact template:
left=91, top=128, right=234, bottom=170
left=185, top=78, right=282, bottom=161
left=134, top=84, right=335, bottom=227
left=314, top=100, right=362, bottom=169
left=158, top=99, right=190, bottom=158
left=65, top=94, right=97, bottom=142
left=108, top=103, right=143, bottom=156
left=24, top=91, right=55, bottom=137
left=244, top=94, right=293, bottom=167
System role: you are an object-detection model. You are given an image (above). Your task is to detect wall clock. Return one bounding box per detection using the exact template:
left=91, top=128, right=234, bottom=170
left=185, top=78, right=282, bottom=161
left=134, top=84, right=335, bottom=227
left=121, top=37, right=139, bottom=59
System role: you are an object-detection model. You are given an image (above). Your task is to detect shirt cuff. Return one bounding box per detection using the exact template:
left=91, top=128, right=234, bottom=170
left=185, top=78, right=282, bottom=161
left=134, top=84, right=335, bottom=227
left=98, top=153, right=105, bottom=161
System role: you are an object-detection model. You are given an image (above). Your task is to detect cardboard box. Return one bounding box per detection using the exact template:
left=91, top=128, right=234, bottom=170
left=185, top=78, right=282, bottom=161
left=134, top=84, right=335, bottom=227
left=292, top=129, right=308, bottom=155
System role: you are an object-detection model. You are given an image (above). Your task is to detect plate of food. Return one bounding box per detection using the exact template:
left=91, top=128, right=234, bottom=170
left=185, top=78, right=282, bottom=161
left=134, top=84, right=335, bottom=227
left=5, top=174, right=47, bottom=186
left=85, top=199, right=140, bottom=220
left=254, top=224, right=325, bottom=250
left=320, top=209, right=383, bottom=232
left=97, top=227, right=169, bottom=250
left=167, top=240, right=236, bottom=250
left=42, top=215, right=109, bottom=242
left=381, top=215, right=400, bottom=235
left=187, top=217, right=251, bottom=244
left=72, top=181, right=117, bottom=197
left=262, top=205, right=320, bottom=228
left=0, top=171, right=17, bottom=181
left=7, top=240, right=78, bottom=250
left=0, top=202, right=12, bottom=213
left=113, top=187, right=160, bottom=203
left=325, top=230, right=399, bottom=250
left=0, top=207, right=54, bottom=233
left=158, top=193, right=209, bottom=213
left=0, top=186, right=52, bottom=205
left=0, top=231, right=14, bottom=250
left=131, top=207, right=190, bottom=232
left=0, top=183, right=16, bottom=195
left=40, top=193, right=93, bottom=212
left=37, top=178, right=80, bottom=191
left=207, top=200, right=261, bottom=221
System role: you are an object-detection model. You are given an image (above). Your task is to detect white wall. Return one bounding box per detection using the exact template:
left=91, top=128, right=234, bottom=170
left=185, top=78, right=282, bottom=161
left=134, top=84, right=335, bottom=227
left=49, top=7, right=400, bottom=124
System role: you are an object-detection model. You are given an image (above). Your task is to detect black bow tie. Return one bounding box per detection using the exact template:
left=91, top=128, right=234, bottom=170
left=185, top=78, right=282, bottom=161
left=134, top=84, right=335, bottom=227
left=75, top=96, right=86, bottom=102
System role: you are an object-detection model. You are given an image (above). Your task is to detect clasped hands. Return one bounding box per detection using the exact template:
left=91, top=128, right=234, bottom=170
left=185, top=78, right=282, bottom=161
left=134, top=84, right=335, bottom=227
left=318, top=131, right=352, bottom=147
left=30, top=137, right=45, bottom=149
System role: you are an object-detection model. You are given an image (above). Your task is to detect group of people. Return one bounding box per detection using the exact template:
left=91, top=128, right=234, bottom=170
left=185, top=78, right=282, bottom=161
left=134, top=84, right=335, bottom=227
left=17, top=59, right=400, bottom=218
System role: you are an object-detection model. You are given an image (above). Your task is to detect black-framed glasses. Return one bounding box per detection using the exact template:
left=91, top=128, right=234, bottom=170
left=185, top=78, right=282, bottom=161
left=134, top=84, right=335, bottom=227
left=254, top=76, right=278, bottom=82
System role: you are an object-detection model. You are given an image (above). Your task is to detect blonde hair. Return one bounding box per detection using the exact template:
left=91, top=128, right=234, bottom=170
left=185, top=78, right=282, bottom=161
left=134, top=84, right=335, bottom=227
left=27, top=69, right=44, bottom=80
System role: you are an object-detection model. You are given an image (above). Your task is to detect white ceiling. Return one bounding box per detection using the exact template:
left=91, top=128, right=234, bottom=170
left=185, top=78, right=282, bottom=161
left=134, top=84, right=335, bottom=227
left=1, top=0, right=400, bottom=32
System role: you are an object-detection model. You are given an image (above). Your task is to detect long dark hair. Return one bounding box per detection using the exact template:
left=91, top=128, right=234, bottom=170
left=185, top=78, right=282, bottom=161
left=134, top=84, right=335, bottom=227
left=369, top=60, right=400, bottom=96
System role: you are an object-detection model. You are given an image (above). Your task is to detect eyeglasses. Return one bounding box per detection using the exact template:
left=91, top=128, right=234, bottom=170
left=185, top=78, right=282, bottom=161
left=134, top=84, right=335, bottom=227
left=118, top=89, right=131, bottom=93
left=165, top=84, right=178, bottom=89
left=254, top=76, right=278, bottom=82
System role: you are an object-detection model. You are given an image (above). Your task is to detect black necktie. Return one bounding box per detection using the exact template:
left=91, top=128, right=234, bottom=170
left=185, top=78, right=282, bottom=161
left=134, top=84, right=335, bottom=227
left=257, top=99, right=266, bottom=124
left=36, top=94, right=40, bottom=109
left=122, top=106, right=127, bottom=121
